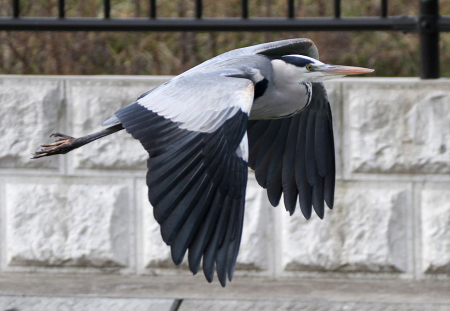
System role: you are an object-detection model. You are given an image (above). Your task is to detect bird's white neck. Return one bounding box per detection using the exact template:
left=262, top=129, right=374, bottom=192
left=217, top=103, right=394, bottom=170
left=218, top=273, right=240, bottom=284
left=271, top=59, right=306, bottom=84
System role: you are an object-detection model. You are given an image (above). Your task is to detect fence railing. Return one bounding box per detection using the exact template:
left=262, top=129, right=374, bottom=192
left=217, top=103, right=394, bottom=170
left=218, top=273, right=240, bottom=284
left=1, top=0, right=450, bottom=78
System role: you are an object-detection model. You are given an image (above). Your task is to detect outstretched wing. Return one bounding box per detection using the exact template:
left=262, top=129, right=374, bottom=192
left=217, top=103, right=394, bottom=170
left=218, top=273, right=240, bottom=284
left=115, top=70, right=254, bottom=287
left=247, top=82, right=335, bottom=219
left=181, top=38, right=319, bottom=77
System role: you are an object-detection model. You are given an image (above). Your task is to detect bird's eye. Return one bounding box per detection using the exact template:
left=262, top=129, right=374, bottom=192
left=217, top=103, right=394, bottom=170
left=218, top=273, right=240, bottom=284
left=306, top=64, right=313, bottom=71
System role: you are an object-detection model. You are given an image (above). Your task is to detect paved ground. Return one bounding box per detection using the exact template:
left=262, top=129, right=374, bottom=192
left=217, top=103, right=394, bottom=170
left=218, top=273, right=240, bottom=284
left=0, top=273, right=450, bottom=310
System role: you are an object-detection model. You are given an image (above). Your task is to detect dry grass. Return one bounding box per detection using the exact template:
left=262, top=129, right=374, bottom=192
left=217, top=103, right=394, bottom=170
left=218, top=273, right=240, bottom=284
left=0, top=0, right=449, bottom=76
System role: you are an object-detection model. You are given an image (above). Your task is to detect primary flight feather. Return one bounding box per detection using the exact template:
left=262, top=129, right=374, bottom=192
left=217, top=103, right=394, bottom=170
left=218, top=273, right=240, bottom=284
left=33, top=38, right=373, bottom=286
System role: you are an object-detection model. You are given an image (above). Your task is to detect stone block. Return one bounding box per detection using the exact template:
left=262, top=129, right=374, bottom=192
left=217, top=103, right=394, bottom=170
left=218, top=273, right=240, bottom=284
left=345, top=79, right=450, bottom=175
left=67, top=77, right=170, bottom=170
left=421, top=184, right=450, bottom=274
left=142, top=171, right=274, bottom=273
left=0, top=77, right=63, bottom=169
left=5, top=180, right=130, bottom=269
left=281, top=181, right=410, bottom=273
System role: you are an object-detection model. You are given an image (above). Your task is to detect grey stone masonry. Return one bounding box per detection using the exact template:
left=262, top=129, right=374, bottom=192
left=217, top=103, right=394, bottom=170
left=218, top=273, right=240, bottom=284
left=281, top=181, right=411, bottom=274
left=0, top=77, right=63, bottom=170
left=5, top=180, right=131, bottom=269
left=343, top=79, right=450, bottom=176
left=0, top=76, right=449, bottom=301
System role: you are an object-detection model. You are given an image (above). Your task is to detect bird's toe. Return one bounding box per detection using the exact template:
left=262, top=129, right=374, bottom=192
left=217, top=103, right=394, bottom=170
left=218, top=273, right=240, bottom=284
left=32, top=134, right=76, bottom=159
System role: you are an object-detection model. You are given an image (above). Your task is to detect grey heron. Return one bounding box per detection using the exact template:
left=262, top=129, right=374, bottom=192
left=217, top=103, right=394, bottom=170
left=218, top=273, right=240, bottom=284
left=33, top=38, right=373, bottom=287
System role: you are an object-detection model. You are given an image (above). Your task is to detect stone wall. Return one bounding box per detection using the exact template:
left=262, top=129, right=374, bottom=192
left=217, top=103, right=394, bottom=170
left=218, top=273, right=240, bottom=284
left=0, top=76, right=449, bottom=284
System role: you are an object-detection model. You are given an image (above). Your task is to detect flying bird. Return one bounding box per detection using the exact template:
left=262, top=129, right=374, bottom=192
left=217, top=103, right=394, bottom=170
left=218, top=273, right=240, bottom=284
left=33, top=39, right=373, bottom=286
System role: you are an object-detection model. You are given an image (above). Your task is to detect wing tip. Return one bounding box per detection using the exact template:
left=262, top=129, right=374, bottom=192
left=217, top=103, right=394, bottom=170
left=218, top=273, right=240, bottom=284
left=268, top=192, right=282, bottom=207
left=171, top=247, right=185, bottom=266
left=188, top=255, right=201, bottom=275
left=300, top=208, right=312, bottom=220
left=218, top=273, right=227, bottom=287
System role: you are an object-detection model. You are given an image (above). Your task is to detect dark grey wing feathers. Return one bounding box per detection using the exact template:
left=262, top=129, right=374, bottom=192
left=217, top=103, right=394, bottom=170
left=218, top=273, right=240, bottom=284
left=323, top=112, right=336, bottom=208
left=295, top=109, right=313, bottom=219
left=265, top=118, right=292, bottom=206
left=170, top=175, right=214, bottom=264
left=282, top=114, right=301, bottom=215
left=254, top=120, right=283, bottom=188
left=315, top=109, right=333, bottom=177
left=248, top=82, right=335, bottom=219
left=305, top=110, right=317, bottom=186
left=312, top=173, right=325, bottom=219
left=206, top=195, right=232, bottom=283
left=188, top=188, right=223, bottom=275
left=116, top=102, right=248, bottom=287
left=247, top=120, right=271, bottom=169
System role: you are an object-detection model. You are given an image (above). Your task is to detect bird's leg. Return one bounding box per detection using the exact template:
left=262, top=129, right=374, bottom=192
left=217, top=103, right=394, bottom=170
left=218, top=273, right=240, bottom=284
left=32, top=123, right=124, bottom=159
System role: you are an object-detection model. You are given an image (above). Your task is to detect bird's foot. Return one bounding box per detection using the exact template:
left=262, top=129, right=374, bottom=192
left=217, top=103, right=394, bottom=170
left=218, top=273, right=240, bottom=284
left=32, top=124, right=124, bottom=159
left=32, top=133, right=78, bottom=159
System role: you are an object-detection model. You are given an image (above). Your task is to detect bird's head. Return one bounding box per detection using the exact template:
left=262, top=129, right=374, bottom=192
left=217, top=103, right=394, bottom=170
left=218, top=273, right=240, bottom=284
left=271, top=55, right=374, bottom=83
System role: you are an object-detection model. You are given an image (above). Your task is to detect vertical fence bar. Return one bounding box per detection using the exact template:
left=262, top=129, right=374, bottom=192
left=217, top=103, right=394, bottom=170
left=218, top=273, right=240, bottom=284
left=288, top=0, right=295, bottom=18
left=104, top=0, right=110, bottom=18
left=419, top=0, right=440, bottom=79
left=196, top=0, right=202, bottom=19
left=287, top=0, right=295, bottom=18
left=150, top=0, right=156, bottom=18
left=12, top=0, right=19, bottom=18
left=58, top=0, right=65, bottom=18
left=242, top=0, right=249, bottom=18
left=334, top=0, right=341, bottom=18
left=381, top=0, right=388, bottom=17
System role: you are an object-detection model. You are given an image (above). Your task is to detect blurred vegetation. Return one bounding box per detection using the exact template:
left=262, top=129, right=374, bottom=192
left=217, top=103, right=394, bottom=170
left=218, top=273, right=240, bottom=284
left=0, top=0, right=449, bottom=76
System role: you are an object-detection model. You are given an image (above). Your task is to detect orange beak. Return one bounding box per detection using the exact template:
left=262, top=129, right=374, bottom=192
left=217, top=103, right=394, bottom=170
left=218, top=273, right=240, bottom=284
left=319, top=65, right=374, bottom=76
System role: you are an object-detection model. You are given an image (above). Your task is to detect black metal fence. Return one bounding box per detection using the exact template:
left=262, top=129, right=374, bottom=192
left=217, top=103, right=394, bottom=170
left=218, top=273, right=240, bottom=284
left=1, top=0, right=449, bottom=78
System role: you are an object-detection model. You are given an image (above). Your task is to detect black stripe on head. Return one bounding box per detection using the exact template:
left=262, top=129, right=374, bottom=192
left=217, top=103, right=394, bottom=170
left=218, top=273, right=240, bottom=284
left=280, top=56, right=314, bottom=68
left=254, top=78, right=268, bottom=100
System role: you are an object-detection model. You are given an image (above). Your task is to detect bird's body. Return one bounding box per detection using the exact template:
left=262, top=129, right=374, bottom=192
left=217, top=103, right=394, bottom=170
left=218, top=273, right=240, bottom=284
left=33, top=38, right=373, bottom=287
